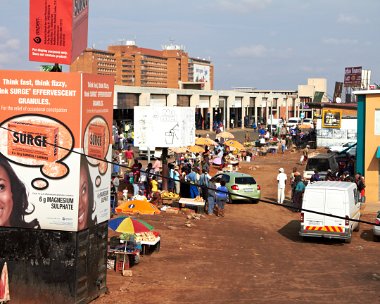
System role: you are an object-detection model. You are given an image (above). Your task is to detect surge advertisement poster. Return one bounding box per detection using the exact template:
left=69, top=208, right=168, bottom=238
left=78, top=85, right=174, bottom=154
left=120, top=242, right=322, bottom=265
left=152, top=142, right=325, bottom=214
left=0, top=71, right=113, bottom=231
left=29, top=0, right=89, bottom=64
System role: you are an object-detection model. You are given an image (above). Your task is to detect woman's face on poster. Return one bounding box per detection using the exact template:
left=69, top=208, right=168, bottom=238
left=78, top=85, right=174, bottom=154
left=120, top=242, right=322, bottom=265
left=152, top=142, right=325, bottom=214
left=78, top=164, right=89, bottom=230
left=0, top=166, right=13, bottom=226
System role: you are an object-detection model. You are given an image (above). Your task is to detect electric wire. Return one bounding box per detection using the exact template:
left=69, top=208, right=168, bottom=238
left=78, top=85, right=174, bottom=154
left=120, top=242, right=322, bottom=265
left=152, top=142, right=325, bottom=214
left=2, top=124, right=379, bottom=227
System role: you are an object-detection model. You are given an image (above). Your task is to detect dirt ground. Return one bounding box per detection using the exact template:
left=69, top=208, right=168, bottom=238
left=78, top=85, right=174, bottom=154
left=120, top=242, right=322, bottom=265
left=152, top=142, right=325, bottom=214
left=95, top=142, right=380, bottom=304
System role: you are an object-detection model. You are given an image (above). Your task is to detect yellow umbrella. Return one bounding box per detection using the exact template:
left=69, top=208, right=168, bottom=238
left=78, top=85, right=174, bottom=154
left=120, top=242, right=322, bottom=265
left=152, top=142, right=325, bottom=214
left=187, top=145, right=205, bottom=153
left=170, top=147, right=187, bottom=153
left=217, top=131, right=234, bottom=139
left=195, top=137, right=217, bottom=146
left=224, top=139, right=246, bottom=151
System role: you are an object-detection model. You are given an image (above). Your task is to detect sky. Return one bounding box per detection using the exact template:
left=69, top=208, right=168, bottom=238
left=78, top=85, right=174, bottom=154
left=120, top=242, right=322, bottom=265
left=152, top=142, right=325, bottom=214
left=1, top=0, right=379, bottom=97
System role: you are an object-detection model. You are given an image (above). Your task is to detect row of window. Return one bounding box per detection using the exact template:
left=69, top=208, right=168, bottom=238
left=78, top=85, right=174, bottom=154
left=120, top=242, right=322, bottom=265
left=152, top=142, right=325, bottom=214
left=97, top=68, right=115, bottom=73
left=97, top=62, right=116, bottom=68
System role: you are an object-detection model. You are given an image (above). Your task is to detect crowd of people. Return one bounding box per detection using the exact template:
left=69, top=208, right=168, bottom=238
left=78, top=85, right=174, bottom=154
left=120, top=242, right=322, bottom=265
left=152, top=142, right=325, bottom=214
left=110, top=141, right=239, bottom=217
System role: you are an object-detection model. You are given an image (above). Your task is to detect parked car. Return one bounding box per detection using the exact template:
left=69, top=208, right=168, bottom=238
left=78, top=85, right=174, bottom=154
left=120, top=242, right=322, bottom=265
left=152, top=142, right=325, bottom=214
left=373, top=211, right=380, bottom=241
left=286, top=117, right=301, bottom=129
left=301, top=118, right=314, bottom=128
left=328, top=142, right=357, bottom=153
left=303, top=153, right=339, bottom=181
left=210, top=171, right=261, bottom=203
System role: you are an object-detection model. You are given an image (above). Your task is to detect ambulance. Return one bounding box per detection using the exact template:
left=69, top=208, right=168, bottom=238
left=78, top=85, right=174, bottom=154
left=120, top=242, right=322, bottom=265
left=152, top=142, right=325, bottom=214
left=299, top=181, right=361, bottom=243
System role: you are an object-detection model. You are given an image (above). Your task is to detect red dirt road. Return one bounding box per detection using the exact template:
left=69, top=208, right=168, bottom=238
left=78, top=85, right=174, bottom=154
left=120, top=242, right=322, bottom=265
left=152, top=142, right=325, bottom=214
left=95, top=149, right=380, bottom=304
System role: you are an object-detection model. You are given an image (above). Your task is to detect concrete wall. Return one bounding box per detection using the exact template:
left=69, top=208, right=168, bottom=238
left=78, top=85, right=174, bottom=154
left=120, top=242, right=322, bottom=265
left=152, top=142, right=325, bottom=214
left=363, top=93, right=380, bottom=202
left=316, top=118, right=357, bottom=147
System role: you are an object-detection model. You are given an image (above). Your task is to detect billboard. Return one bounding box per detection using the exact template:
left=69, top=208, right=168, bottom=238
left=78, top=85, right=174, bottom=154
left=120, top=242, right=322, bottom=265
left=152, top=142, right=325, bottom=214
left=344, top=66, right=362, bottom=88
left=322, top=109, right=342, bottom=129
left=0, top=71, right=113, bottom=231
left=134, top=106, right=195, bottom=148
left=29, top=0, right=89, bottom=64
left=193, top=64, right=210, bottom=84
left=312, top=91, right=324, bottom=103
left=333, top=82, right=343, bottom=103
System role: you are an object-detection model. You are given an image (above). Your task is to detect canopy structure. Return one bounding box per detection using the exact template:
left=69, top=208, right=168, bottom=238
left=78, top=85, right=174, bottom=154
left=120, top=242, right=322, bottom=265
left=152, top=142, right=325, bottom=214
left=187, top=145, right=205, bottom=153
left=217, top=131, right=234, bottom=139
left=115, top=200, right=161, bottom=215
left=108, top=216, right=154, bottom=234
left=224, top=139, right=246, bottom=151
left=195, top=137, right=217, bottom=146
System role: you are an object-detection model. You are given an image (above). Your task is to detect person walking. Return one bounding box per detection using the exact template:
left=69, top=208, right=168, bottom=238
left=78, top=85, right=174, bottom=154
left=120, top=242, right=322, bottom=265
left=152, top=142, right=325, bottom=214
left=280, top=136, right=286, bottom=154
left=277, top=168, right=287, bottom=204
left=173, top=166, right=181, bottom=195
left=186, top=167, right=199, bottom=199
left=292, top=175, right=305, bottom=211
left=124, top=146, right=134, bottom=171
left=355, top=173, right=366, bottom=203
left=300, top=145, right=309, bottom=165
left=290, top=167, right=300, bottom=200
left=112, top=175, right=120, bottom=199
left=215, top=180, right=229, bottom=217
left=207, top=179, right=217, bottom=215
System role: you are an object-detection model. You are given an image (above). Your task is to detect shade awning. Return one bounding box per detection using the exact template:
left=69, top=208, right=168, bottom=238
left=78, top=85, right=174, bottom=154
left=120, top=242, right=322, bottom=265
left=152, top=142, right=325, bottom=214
left=376, top=146, right=380, bottom=158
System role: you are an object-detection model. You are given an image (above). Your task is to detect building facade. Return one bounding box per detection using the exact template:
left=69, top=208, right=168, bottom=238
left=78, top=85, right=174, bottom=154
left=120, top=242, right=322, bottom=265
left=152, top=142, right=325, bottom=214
left=113, top=85, right=303, bottom=132
left=70, top=41, right=214, bottom=90
left=355, top=90, right=380, bottom=202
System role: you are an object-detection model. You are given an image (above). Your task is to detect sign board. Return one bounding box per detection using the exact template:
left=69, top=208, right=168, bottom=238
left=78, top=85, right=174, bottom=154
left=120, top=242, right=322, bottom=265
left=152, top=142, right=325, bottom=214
left=29, top=0, right=89, bottom=64
left=322, top=108, right=342, bottom=128
left=316, top=118, right=357, bottom=147
left=0, top=71, right=113, bottom=231
left=333, top=82, right=343, bottom=102
left=344, top=66, right=362, bottom=88
left=134, top=106, right=195, bottom=148
left=193, top=64, right=210, bottom=83
left=313, top=91, right=324, bottom=103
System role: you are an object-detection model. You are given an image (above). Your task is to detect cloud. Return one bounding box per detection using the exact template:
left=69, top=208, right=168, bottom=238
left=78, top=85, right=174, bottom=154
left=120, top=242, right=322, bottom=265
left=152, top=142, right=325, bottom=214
left=232, top=44, right=268, bottom=58
left=0, top=26, right=10, bottom=39
left=300, top=66, right=327, bottom=73
left=337, top=14, right=361, bottom=25
left=0, top=26, right=21, bottom=66
left=213, top=0, right=272, bottom=13
left=322, top=38, right=358, bottom=45
left=231, top=44, right=293, bottom=59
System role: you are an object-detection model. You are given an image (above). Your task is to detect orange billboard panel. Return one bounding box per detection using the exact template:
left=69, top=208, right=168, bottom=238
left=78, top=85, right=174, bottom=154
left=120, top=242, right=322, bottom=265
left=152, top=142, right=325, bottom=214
left=8, top=121, right=59, bottom=162
left=29, top=0, right=89, bottom=64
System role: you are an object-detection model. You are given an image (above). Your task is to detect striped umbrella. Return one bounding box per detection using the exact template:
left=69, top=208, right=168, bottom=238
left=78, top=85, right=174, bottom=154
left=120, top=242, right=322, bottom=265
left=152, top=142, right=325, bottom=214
left=108, top=216, right=154, bottom=234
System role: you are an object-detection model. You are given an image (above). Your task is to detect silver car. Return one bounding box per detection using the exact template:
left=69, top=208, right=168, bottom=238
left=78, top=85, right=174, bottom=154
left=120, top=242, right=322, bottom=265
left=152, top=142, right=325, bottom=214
left=373, top=211, right=380, bottom=241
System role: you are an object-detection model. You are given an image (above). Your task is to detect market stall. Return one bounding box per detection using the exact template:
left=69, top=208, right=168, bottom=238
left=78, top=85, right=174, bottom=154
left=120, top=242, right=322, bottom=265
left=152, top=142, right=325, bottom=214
left=108, top=216, right=160, bottom=272
left=107, top=235, right=140, bottom=272
left=174, top=197, right=205, bottom=213
left=135, top=232, right=161, bottom=255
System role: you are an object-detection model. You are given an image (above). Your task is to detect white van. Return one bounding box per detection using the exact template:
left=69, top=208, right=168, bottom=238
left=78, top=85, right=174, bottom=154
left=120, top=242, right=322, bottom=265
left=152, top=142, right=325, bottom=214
left=300, top=181, right=360, bottom=243
left=286, top=117, right=301, bottom=129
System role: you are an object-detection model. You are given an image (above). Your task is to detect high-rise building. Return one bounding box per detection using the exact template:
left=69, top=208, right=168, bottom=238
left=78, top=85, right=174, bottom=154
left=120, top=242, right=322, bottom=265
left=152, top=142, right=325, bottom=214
left=70, top=41, right=214, bottom=90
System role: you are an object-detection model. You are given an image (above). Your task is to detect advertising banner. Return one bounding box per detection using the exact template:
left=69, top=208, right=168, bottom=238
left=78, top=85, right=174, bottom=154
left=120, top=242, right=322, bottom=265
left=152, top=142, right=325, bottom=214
left=29, top=0, right=89, bottom=64
left=0, top=70, right=113, bottom=231
left=134, top=106, right=195, bottom=148
left=322, top=108, right=342, bottom=129
left=344, top=66, right=362, bottom=88
left=193, top=64, right=210, bottom=83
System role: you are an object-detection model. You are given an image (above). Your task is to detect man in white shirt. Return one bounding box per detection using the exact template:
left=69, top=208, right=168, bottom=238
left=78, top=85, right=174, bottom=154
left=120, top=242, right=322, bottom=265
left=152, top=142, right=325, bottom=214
left=277, top=168, right=287, bottom=204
